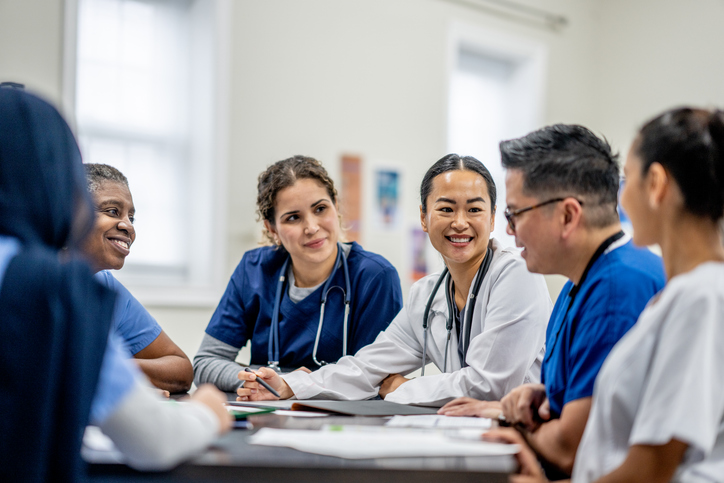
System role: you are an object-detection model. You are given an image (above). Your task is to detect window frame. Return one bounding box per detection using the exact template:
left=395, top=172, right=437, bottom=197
left=62, top=0, right=231, bottom=307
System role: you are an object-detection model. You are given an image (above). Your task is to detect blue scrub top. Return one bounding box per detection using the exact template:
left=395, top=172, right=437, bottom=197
left=89, top=332, right=140, bottom=425
left=95, top=271, right=162, bottom=356
left=205, top=241, right=403, bottom=369
left=541, top=240, right=665, bottom=418
left=0, top=236, right=138, bottom=426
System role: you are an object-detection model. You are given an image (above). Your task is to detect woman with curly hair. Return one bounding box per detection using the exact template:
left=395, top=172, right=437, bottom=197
left=194, top=155, right=403, bottom=389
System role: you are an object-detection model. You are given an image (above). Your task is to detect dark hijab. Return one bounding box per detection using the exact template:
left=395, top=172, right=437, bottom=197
left=0, top=89, right=116, bottom=482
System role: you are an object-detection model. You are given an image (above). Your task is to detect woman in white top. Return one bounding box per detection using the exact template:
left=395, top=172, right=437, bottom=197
left=237, top=154, right=552, bottom=407
left=490, top=107, right=724, bottom=482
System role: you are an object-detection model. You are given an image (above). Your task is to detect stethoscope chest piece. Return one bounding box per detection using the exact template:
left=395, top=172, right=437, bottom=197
left=267, top=242, right=352, bottom=369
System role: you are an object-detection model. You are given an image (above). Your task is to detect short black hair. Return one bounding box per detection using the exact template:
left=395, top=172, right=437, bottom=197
left=635, top=107, right=724, bottom=221
left=420, top=154, right=497, bottom=213
left=499, top=124, right=619, bottom=228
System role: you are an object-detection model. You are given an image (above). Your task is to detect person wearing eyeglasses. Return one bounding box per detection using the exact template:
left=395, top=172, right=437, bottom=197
left=439, top=125, right=665, bottom=478
left=235, top=154, right=552, bottom=406
left=488, top=109, right=724, bottom=483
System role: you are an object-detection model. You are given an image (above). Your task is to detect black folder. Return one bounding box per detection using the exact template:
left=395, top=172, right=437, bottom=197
left=290, top=400, right=439, bottom=417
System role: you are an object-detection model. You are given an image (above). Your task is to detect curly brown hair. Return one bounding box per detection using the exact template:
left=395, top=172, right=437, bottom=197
left=256, top=155, right=339, bottom=245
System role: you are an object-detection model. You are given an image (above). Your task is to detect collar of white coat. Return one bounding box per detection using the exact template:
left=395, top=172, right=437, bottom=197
left=424, top=237, right=506, bottom=317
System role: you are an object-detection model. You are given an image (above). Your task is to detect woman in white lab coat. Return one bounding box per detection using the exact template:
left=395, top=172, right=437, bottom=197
left=238, top=154, right=552, bottom=407
left=488, top=108, right=724, bottom=483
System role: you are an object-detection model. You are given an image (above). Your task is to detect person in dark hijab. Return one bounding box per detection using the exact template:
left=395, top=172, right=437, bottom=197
left=0, top=88, right=230, bottom=481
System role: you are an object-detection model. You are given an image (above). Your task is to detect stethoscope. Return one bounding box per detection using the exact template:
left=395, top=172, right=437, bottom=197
left=267, top=242, right=351, bottom=371
left=420, top=246, right=493, bottom=376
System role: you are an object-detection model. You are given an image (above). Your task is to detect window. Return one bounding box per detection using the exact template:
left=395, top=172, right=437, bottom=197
left=447, top=23, right=547, bottom=248
left=64, top=0, right=230, bottom=305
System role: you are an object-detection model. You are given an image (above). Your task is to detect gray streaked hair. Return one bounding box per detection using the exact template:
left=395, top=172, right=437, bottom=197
left=84, top=163, right=129, bottom=193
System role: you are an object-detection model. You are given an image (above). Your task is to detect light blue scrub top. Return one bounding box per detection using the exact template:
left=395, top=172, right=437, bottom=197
left=95, top=271, right=162, bottom=356
left=0, top=236, right=138, bottom=426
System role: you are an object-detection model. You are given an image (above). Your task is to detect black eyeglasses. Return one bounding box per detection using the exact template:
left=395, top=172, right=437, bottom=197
left=504, top=197, right=584, bottom=232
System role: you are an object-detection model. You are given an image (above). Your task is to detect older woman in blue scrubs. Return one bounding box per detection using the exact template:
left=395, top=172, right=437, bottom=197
left=0, top=87, right=230, bottom=477
left=82, top=163, right=194, bottom=394
left=194, top=155, right=403, bottom=390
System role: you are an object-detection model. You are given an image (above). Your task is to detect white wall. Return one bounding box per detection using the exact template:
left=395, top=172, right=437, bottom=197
left=0, top=0, right=63, bottom=102
left=2, top=0, right=721, bottom=360
left=591, top=0, right=724, bottom=156
left=226, top=0, right=600, bottom=307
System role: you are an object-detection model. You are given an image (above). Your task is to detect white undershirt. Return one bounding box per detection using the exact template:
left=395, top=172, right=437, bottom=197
left=287, top=243, right=352, bottom=303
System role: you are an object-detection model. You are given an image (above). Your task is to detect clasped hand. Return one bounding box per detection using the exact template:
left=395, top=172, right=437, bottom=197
left=500, top=383, right=550, bottom=432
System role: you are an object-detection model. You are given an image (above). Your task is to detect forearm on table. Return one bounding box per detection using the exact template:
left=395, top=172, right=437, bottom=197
left=524, top=419, right=578, bottom=474
left=135, top=356, right=193, bottom=393
left=193, top=334, right=244, bottom=391
left=98, top=382, right=220, bottom=471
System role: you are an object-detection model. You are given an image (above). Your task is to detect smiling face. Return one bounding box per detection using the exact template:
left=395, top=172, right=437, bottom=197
left=504, top=169, right=561, bottom=274
left=82, top=181, right=136, bottom=271
left=265, top=178, right=341, bottom=270
left=420, top=170, right=495, bottom=271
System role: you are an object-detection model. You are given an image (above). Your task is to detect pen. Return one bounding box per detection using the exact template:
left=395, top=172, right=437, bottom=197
left=244, top=367, right=281, bottom=398
left=233, top=420, right=254, bottom=430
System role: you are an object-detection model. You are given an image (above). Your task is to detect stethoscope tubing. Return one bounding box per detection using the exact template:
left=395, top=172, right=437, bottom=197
left=421, top=246, right=493, bottom=375
left=269, top=242, right=351, bottom=370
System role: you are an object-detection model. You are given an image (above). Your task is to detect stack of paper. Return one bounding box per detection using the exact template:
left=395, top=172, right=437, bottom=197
left=249, top=426, right=518, bottom=459
left=385, top=414, right=492, bottom=430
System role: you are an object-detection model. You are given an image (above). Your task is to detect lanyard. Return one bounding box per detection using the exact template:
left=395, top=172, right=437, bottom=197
left=545, top=230, right=625, bottom=363
left=267, top=242, right=351, bottom=370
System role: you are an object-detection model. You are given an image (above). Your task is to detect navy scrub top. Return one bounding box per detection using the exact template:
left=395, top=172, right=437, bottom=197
left=205, top=241, right=403, bottom=369
left=541, top=240, right=666, bottom=418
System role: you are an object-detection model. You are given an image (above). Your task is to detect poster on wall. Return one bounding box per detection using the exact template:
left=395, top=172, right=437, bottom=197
left=374, top=169, right=400, bottom=230
left=410, top=227, right=428, bottom=282
left=340, top=154, right=362, bottom=242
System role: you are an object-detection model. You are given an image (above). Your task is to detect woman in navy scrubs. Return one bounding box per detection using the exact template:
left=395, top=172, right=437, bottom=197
left=194, top=155, right=403, bottom=390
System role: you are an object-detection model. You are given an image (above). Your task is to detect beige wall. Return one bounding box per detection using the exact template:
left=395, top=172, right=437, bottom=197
left=591, top=0, right=724, bottom=156
left=0, top=0, right=64, bottom=102
left=2, top=0, right=722, bottom=360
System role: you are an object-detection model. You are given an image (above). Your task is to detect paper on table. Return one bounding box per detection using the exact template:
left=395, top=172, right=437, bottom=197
left=274, top=409, right=330, bottom=418
left=386, top=415, right=492, bottom=430
left=248, top=427, right=519, bottom=459
left=83, top=426, right=117, bottom=452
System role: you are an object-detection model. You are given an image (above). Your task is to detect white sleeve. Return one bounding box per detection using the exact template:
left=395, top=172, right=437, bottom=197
left=629, top=288, right=724, bottom=464
left=98, top=381, right=220, bottom=471
left=386, top=257, right=550, bottom=406
left=283, top=303, right=425, bottom=400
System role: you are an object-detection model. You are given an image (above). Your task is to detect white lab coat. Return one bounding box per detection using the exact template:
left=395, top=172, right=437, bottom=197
left=284, top=238, right=551, bottom=406
left=572, top=262, right=724, bottom=483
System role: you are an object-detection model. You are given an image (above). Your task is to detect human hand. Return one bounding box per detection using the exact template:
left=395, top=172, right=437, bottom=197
left=483, top=428, right=548, bottom=483
left=378, top=373, right=410, bottom=399
left=294, top=366, right=312, bottom=374
left=438, top=397, right=502, bottom=418
left=237, top=366, right=293, bottom=401
left=191, top=384, right=233, bottom=434
left=157, top=388, right=171, bottom=399
left=500, top=384, right=548, bottom=432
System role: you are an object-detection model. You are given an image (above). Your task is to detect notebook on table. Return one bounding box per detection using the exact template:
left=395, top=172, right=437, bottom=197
left=290, top=400, right=439, bottom=417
